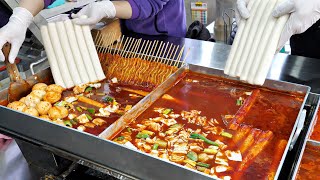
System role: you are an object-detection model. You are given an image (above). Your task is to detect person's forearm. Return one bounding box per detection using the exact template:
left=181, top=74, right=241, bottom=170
left=19, top=0, right=44, bottom=16
left=112, top=1, right=132, bottom=19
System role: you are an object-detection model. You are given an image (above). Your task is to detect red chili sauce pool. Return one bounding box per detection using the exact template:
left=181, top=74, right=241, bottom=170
left=61, top=80, right=151, bottom=136
left=296, top=143, right=320, bottom=180
left=113, top=71, right=304, bottom=179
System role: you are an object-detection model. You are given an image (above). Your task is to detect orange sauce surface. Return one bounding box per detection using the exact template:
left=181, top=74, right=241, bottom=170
left=113, top=72, right=304, bottom=179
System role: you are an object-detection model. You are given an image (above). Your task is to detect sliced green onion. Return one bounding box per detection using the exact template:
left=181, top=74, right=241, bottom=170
left=70, top=119, right=78, bottom=125
left=196, top=162, right=210, bottom=168
left=187, top=151, right=198, bottom=161
left=163, top=108, right=173, bottom=115
left=87, top=108, right=95, bottom=114
left=152, top=144, right=159, bottom=150
left=86, top=114, right=93, bottom=121
left=76, top=106, right=82, bottom=112
left=103, top=96, right=114, bottom=103
left=221, top=131, right=233, bottom=138
left=85, top=87, right=93, bottom=93
left=64, top=120, right=72, bottom=127
left=127, top=127, right=132, bottom=133
left=196, top=166, right=207, bottom=172
left=116, top=136, right=125, bottom=141
left=136, top=132, right=149, bottom=139
left=155, top=139, right=167, bottom=148
left=190, top=133, right=219, bottom=146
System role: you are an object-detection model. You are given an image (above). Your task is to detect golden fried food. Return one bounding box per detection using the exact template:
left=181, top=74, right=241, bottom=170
left=7, top=101, right=27, bottom=112
left=24, top=94, right=41, bottom=107
left=43, top=92, right=61, bottom=104
left=52, top=119, right=65, bottom=126
left=36, top=101, right=52, bottom=115
left=30, top=90, right=47, bottom=100
left=48, top=106, right=68, bottom=120
left=22, top=107, right=39, bottom=117
left=32, top=83, right=48, bottom=91
left=46, top=84, right=64, bottom=94
left=39, top=115, right=51, bottom=121
left=19, top=97, right=26, bottom=104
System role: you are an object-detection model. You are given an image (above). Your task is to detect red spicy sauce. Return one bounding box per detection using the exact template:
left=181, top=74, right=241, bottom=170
left=61, top=80, right=150, bottom=136
left=296, top=143, right=320, bottom=180
left=310, top=109, right=320, bottom=141
left=114, top=71, right=304, bottom=179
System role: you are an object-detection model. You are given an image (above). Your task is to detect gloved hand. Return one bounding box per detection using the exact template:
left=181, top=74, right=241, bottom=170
left=72, top=1, right=116, bottom=25
left=0, top=7, right=33, bottom=63
left=0, top=134, right=12, bottom=151
left=235, top=0, right=250, bottom=24
left=273, top=0, right=320, bottom=50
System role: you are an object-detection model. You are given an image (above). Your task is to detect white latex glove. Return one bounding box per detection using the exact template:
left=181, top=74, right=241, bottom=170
left=0, top=7, right=33, bottom=63
left=72, top=1, right=116, bottom=25
left=235, top=0, right=251, bottom=24
left=273, top=0, right=320, bottom=50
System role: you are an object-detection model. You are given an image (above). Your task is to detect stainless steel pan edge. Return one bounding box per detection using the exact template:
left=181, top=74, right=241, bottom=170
left=291, top=93, right=320, bottom=179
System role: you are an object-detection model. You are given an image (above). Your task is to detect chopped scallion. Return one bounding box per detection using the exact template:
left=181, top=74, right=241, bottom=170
left=64, top=120, right=72, bottom=127
left=196, top=162, right=210, bottom=168
left=136, top=132, right=149, bottom=139
left=87, top=108, right=95, bottom=114
left=163, top=108, right=173, bottom=115
left=85, top=87, right=93, bottom=93
left=86, top=114, right=93, bottom=121
left=76, top=106, right=82, bottom=112
left=103, top=96, right=114, bottom=103
left=152, top=144, right=159, bottom=150
left=190, top=133, right=219, bottom=146
left=187, top=151, right=198, bottom=161
left=116, top=136, right=125, bottom=141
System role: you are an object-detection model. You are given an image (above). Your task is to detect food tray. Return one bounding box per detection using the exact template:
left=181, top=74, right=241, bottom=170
left=291, top=93, right=320, bottom=179
left=99, top=64, right=310, bottom=179
left=0, top=64, right=310, bottom=180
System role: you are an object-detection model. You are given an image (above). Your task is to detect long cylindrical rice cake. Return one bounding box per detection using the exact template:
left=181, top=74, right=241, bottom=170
left=235, top=0, right=269, bottom=77
left=40, top=26, right=66, bottom=88
left=64, top=19, right=90, bottom=84
left=247, top=0, right=286, bottom=84
left=240, top=0, right=278, bottom=81
left=56, top=21, right=82, bottom=85
left=73, top=23, right=98, bottom=82
left=80, top=16, right=106, bottom=81
left=228, top=0, right=261, bottom=77
left=47, top=23, right=74, bottom=88
left=253, top=13, right=289, bottom=85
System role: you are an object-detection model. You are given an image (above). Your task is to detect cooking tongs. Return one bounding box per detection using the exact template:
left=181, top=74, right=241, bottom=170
left=3, top=43, right=31, bottom=103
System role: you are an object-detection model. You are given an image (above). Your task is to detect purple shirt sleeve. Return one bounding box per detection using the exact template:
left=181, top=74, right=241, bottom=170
left=127, top=0, right=169, bottom=20
left=44, top=0, right=56, bottom=8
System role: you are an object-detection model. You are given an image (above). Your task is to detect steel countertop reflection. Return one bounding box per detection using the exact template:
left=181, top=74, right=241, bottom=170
left=126, top=33, right=320, bottom=93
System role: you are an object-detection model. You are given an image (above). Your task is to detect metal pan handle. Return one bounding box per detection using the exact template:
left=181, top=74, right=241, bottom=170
left=290, top=109, right=307, bottom=150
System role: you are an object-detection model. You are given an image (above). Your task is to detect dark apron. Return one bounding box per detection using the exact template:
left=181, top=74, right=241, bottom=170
left=290, top=19, right=320, bottom=59
left=0, top=3, right=12, bottom=28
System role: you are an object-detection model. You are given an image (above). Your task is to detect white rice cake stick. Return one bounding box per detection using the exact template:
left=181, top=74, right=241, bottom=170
left=224, top=0, right=255, bottom=75
left=64, top=19, right=90, bottom=84
left=240, top=0, right=278, bottom=81
left=80, top=16, right=106, bottom=81
left=228, top=0, right=261, bottom=77
left=40, top=26, right=66, bottom=88
left=56, top=21, right=82, bottom=85
left=247, top=0, right=284, bottom=84
left=235, top=0, right=269, bottom=77
left=253, top=14, right=289, bottom=85
left=47, top=23, right=74, bottom=88
left=73, top=23, right=98, bottom=82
